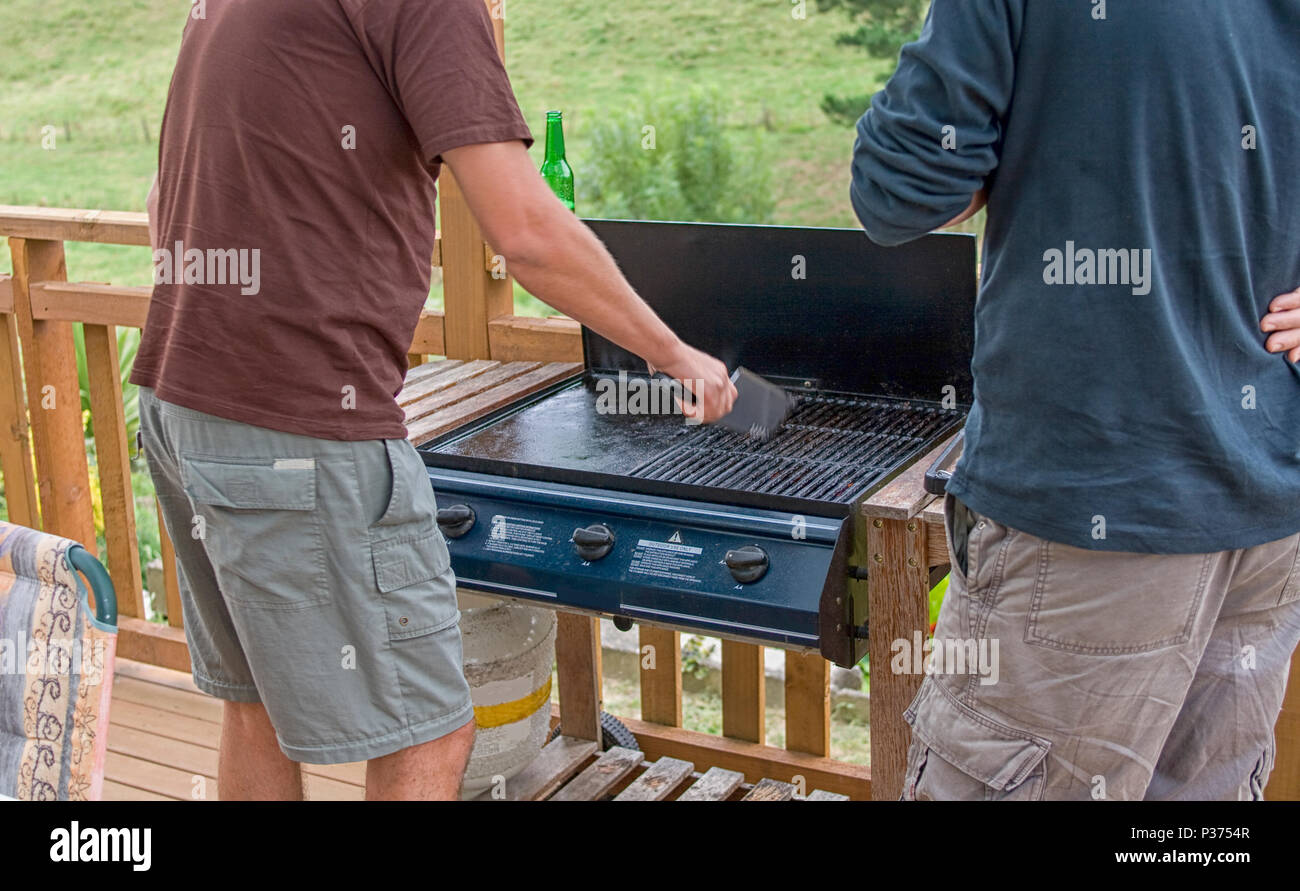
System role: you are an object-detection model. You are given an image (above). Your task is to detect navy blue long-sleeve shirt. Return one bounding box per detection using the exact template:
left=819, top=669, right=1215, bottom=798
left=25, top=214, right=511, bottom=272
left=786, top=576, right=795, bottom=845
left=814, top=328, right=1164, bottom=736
left=851, top=0, right=1300, bottom=553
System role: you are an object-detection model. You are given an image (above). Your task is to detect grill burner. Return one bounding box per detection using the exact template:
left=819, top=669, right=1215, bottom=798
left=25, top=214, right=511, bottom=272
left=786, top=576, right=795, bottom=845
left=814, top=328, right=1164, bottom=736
left=630, top=393, right=961, bottom=504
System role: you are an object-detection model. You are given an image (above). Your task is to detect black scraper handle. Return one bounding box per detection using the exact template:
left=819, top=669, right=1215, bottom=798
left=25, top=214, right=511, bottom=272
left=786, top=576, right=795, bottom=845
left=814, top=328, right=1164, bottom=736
left=923, top=430, right=965, bottom=495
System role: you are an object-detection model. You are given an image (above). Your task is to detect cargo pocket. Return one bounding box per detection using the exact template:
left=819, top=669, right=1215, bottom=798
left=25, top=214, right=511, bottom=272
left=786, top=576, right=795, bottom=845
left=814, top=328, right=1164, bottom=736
left=902, top=678, right=1050, bottom=801
left=372, top=527, right=458, bottom=639
left=181, top=455, right=329, bottom=610
left=369, top=438, right=458, bottom=639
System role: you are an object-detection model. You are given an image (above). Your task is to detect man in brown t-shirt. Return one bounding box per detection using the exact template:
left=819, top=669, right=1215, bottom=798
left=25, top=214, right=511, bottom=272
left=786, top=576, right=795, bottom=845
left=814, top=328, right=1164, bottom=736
left=133, top=0, right=735, bottom=800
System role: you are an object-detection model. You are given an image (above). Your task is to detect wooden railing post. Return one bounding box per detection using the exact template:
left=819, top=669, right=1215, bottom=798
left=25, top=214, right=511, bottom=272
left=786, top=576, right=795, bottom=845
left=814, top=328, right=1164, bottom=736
left=439, top=0, right=513, bottom=361
left=1267, top=648, right=1300, bottom=799
left=7, top=237, right=94, bottom=547
left=784, top=652, right=831, bottom=758
left=722, top=641, right=766, bottom=746
left=155, top=498, right=184, bottom=627
left=865, top=515, right=931, bottom=800
left=639, top=624, right=682, bottom=726
left=83, top=322, right=144, bottom=617
left=440, top=172, right=512, bottom=360
left=555, top=612, right=603, bottom=742
left=0, top=271, right=39, bottom=527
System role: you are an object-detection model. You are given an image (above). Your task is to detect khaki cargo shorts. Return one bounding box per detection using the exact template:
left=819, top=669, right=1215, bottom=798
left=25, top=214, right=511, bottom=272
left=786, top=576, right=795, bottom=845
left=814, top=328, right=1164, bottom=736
left=902, top=493, right=1300, bottom=801
left=138, top=387, right=473, bottom=764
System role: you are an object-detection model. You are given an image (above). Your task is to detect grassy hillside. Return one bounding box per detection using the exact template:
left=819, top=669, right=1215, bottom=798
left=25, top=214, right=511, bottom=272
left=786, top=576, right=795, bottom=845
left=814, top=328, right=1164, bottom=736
left=1, top=0, right=895, bottom=298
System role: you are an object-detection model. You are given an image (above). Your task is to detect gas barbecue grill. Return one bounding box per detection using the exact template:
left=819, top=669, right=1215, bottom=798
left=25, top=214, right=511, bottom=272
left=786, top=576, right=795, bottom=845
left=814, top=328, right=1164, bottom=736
left=420, top=220, right=976, bottom=667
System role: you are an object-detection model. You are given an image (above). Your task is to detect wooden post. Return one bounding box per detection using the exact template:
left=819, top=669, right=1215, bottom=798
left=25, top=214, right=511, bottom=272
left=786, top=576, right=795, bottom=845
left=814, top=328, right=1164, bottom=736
left=155, top=499, right=184, bottom=628
left=555, top=612, right=603, bottom=743
left=83, top=323, right=144, bottom=618
left=639, top=624, right=682, bottom=726
left=7, top=238, right=94, bottom=547
left=439, top=0, right=513, bottom=360
left=784, top=651, right=831, bottom=757
left=1267, top=648, right=1300, bottom=800
left=0, top=274, right=39, bottom=527
left=439, top=171, right=513, bottom=361
left=722, top=641, right=765, bottom=745
left=866, top=515, right=930, bottom=800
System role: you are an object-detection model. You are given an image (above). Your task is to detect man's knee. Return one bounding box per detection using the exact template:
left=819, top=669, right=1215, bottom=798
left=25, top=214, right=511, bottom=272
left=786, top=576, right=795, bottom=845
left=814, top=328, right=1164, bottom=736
left=419, top=717, right=476, bottom=761
left=223, top=700, right=277, bottom=736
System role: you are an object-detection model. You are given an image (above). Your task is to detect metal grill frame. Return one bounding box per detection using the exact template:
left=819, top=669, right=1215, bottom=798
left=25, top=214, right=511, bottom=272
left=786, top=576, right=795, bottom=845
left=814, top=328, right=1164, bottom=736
left=418, top=373, right=967, bottom=519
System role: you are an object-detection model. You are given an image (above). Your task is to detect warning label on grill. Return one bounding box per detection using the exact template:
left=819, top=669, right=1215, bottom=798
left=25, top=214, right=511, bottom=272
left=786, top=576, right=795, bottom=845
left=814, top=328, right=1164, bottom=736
left=629, top=538, right=705, bottom=584
left=483, top=514, right=553, bottom=559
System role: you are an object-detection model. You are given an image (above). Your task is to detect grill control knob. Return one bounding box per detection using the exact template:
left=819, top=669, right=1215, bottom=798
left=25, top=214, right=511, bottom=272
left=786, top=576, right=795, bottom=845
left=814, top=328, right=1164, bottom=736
left=725, top=545, right=769, bottom=584
left=436, top=504, right=476, bottom=539
left=572, top=524, right=615, bottom=561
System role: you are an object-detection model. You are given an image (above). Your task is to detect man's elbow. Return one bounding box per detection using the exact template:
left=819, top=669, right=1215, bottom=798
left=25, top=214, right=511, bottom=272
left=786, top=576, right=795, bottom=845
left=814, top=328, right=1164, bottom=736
left=849, top=181, right=919, bottom=247
left=487, top=201, right=559, bottom=272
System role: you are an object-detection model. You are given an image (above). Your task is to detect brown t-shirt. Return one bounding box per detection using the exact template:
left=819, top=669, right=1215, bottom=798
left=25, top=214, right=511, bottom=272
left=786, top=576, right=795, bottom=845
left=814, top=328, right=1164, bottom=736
left=130, top=0, right=533, bottom=440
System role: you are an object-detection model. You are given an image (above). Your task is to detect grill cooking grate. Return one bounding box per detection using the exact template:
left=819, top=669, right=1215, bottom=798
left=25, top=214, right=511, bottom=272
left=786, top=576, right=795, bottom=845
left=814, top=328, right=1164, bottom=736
left=629, top=393, right=960, bottom=504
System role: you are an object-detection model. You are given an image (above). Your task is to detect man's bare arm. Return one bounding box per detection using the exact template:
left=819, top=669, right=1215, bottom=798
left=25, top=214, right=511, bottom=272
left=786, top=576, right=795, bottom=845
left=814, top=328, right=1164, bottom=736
left=441, top=140, right=736, bottom=421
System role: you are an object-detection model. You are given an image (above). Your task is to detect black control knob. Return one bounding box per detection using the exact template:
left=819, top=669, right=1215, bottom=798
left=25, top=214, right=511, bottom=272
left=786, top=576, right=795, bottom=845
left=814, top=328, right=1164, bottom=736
left=725, top=545, right=769, bottom=584
left=572, top=524, right=615, bottom=561
left=436, top=504, right=476, bottom=539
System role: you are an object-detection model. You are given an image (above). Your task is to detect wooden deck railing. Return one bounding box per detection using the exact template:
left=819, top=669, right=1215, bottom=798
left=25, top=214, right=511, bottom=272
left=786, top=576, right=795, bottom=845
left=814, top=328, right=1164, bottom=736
left=0, top=200, right=873, bottom=797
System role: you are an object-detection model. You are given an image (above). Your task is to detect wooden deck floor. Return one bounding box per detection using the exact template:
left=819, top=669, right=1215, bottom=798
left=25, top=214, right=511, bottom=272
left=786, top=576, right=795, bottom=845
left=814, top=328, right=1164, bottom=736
left=104, top=659, right=367, bottom=801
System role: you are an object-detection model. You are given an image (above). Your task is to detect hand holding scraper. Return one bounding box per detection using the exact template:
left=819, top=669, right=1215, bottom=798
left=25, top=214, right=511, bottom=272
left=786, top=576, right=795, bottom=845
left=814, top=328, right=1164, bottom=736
left=713, top=367, right=796, bottom=440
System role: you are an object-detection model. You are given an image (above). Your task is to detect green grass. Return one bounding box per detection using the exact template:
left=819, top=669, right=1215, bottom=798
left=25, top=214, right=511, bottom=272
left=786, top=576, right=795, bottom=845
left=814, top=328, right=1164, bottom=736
left=1, top=0, right=903, bottom=302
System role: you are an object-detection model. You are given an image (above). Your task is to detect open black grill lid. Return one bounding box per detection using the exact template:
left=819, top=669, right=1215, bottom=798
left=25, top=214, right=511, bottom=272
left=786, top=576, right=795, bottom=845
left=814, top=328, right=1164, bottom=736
left=581, top=220, right=977, bottom=402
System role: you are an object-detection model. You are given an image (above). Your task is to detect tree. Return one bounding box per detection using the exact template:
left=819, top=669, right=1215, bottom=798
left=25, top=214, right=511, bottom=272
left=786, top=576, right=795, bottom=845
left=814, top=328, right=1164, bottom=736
left=817, top=0, right=931, bottom=126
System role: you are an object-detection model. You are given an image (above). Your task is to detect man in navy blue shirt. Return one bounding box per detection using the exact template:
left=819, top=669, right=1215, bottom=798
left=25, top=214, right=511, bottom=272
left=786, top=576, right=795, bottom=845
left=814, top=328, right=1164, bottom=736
left=852, top=0, right=1300, bottom=800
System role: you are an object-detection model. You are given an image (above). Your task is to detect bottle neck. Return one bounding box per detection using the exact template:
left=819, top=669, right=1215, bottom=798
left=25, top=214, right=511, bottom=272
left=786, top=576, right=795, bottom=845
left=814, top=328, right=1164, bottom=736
left=544, top=114, right=566, bottom=162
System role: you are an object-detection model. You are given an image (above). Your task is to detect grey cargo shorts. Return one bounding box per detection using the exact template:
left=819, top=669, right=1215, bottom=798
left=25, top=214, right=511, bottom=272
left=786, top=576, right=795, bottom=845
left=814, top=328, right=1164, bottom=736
left=901, top=493, right=1300, bottom=801
left=138, top=387, right=473, bottom=764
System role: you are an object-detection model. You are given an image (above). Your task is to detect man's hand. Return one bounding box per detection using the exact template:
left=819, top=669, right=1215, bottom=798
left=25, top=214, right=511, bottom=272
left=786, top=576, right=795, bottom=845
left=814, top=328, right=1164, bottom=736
left=1261, top=288, right=1300, bottom=363
left=442, top=140, right=737, bottom=421
left=942, top=188, right=987, bottom=229
left=647, top=342, right=734, bottom=423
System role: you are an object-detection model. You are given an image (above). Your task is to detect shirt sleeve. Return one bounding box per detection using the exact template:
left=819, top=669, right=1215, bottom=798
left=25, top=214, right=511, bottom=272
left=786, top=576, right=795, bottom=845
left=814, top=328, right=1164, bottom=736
left=349, top=0, right=534, bottom=167
left=849, top=0, right=1022, bottom=246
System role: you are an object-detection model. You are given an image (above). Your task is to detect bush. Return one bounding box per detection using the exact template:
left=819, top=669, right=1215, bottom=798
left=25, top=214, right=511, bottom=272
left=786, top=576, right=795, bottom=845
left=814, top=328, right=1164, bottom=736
left=585, top=89, right=774, bottom=224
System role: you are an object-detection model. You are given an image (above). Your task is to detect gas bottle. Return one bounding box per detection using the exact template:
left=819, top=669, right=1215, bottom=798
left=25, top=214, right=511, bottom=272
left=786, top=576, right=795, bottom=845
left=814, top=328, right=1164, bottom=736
left=458, top=591, right=557, bottom=797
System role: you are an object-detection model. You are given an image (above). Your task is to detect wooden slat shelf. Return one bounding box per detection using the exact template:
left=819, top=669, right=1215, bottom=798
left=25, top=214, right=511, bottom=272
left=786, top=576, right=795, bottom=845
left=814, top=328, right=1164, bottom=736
left=475, top=739, right=850, bottom=802
left=102, top=659, right=850, bottom=801
left=402, top=358, right=581, bottom=445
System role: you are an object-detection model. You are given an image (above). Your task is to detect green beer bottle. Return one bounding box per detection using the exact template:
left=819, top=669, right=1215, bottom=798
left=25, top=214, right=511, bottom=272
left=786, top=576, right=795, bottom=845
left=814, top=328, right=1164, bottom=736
left=540, top=110, right=574, bottom=212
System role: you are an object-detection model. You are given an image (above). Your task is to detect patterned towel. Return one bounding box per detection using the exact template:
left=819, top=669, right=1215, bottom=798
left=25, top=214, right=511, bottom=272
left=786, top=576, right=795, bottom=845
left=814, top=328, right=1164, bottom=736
left=0, top=522, right=117, bottom=800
